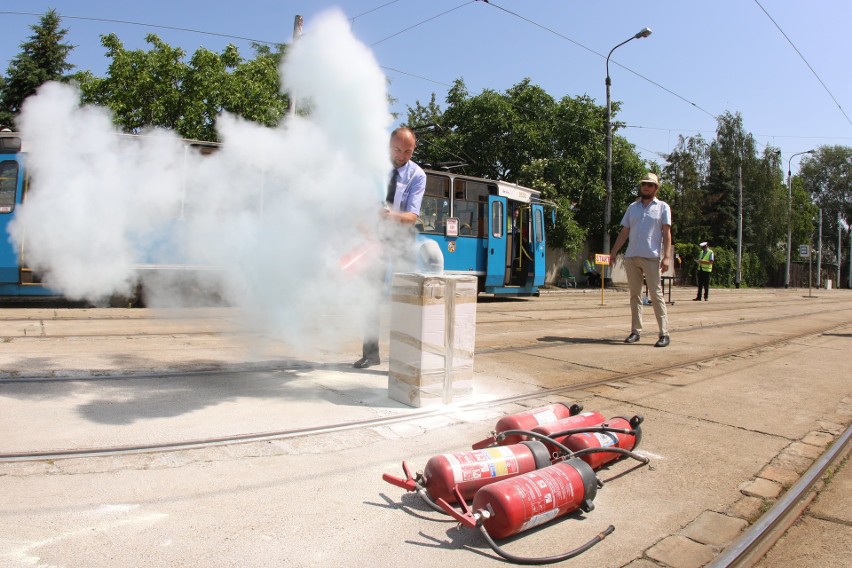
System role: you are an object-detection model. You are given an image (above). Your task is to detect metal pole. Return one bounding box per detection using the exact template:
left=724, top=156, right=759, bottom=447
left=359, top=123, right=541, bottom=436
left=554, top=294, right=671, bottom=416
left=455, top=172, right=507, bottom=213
left=784, top=150, right=814, bottom=288
left=785, top=165, right=792, bottom=288
left=288, top=15, right=303, bottom=117
left=837, top=212, right=842, bottom=288
left=603, top=27, right=652, bottom=255
left=808, top=244, right=812, bottom=297
left=817, top=209, right=822, bottom=288
left=604, top=71, right=613, bottom=255
left=736, top=163, right=742, bottom=288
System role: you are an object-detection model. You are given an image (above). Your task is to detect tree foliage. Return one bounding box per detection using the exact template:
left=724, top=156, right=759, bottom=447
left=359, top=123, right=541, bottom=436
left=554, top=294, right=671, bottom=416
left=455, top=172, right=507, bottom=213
left=663, top=112, right=798, bottom=286
left=0, top=9, right=75, bottom=128
left=799, top=146, right=852, bottom=263
left=2, top=12, right=850, bottom=286
left=405, top=78, right=647, bottom=256
left=77, top=34, right=288, bottom=140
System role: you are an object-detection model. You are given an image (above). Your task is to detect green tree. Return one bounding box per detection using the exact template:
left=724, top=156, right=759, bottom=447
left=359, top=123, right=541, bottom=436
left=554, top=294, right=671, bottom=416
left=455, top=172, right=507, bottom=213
left=79, top=34, right=288, bottom=140
left=702, top=112, right=789, bottom=285
left=0, top=9, right=75, bottom=128
left=404, top=78, right=645, bottom=256
left=799, top=145, right=852, bottom=274
left=663, top=134, right=710, bottom=247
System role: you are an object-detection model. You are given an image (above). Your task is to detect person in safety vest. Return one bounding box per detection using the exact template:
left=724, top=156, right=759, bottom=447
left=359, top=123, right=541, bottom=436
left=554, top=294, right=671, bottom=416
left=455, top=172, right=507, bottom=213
left=583, top=254, right=601, bottom=287
left=694, top=241, right=714, bottom=301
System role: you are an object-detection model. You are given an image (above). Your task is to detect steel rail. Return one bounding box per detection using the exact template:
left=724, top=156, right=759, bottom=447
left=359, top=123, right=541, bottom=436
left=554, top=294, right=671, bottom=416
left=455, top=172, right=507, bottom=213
left=708, top=424, right=851, bottom=567
left=0, top=321, right=845, bottom=463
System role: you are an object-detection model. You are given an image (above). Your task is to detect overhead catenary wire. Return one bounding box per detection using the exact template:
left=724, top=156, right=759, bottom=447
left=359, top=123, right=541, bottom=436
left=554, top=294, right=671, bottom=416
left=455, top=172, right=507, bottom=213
left=0, top=10, right=282, bottom=46
left=1, top=6, right=840, bottom=157
left=752, top=0, right=852, bottom=130
left=475, top=0, right=719, bottom=120
left=370, top=1, right=477, bottom=47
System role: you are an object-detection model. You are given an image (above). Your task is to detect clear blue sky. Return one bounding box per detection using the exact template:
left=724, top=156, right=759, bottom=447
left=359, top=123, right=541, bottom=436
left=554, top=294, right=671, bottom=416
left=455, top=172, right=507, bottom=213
left=2, top=0, right=850, bottom=173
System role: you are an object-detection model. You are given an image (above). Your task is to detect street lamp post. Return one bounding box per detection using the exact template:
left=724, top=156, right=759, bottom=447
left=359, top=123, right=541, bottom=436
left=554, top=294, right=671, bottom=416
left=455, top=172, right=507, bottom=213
left=604, top=27, right=652, bottom=254
left=785, top=150, right=814, bottom=287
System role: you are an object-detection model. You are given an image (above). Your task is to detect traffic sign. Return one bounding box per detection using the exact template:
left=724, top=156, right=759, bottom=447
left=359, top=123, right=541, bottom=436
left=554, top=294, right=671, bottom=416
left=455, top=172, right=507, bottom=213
left=798, top=245, right=810, bottom=257
left=595, top=254, right=611, bottom=265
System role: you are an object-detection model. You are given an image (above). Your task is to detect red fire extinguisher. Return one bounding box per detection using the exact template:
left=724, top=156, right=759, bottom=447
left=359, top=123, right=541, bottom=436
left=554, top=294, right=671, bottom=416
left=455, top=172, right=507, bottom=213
left=438, top=458, right=615, bottom=563
left=471, top=402, right=584, bottom=449
left=523, top=410, right=606, bottom=451
left=382, top=440, right=552, bottom=511
left=561, top=415, right=644, bottom=470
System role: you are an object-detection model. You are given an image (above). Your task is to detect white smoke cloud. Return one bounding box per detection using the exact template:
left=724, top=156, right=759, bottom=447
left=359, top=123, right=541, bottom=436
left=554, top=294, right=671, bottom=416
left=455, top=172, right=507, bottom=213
left=9, top=9, right=400, bottom=348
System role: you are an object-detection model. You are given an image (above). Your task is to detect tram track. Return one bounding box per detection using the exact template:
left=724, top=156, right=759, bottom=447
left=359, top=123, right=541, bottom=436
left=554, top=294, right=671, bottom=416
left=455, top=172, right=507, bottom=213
left=709, top=424, right=851, bottom=568
left=1, top=319, right=847, bottom=463
left=1, top=300, right=848, bottom=356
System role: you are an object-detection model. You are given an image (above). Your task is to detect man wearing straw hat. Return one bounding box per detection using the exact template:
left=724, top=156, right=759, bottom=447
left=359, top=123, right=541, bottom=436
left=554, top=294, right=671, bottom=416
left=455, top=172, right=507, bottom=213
left=610, top=172, right=672, bottom=347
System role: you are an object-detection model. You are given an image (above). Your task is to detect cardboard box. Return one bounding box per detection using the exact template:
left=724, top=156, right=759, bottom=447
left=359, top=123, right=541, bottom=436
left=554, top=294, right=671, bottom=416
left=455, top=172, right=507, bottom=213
left=388, top=273, right=477, bottom=407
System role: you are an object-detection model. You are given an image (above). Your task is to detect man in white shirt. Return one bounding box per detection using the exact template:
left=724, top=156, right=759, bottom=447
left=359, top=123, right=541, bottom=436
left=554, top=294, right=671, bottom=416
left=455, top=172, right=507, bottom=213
left=610, top=172, right=672, bottom=347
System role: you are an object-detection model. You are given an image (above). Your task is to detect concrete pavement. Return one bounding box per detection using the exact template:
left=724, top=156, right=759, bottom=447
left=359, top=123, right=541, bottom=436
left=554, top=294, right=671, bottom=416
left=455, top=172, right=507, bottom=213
left=0, top=287, right=850, bottom=567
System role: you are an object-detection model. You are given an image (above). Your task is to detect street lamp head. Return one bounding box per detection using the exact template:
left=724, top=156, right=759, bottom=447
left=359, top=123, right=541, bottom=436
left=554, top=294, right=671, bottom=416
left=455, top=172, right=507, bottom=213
left=635, top=27, right=653, bottom=39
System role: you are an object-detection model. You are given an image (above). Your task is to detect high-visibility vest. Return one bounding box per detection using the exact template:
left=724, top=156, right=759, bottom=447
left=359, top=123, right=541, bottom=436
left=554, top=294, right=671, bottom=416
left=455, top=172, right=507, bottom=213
left=699, top=249, right=713, bottom=272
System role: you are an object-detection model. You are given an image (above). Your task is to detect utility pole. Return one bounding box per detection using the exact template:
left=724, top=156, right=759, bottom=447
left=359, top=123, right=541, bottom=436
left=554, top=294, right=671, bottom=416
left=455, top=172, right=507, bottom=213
left=603, top=27, right=652, bottom=255
left=289, top=15, right=303, bottom=117
left=837, top=212, right=842, bottom=288
left=736, top=162, right=743, bottom=288
left=817, top=209, right=822, bottom=288
left=785, top=150, right=814, bottom=287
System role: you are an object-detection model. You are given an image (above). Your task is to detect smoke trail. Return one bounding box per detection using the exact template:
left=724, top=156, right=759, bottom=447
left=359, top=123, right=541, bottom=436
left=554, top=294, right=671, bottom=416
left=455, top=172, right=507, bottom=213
left=9, top=9, right=398, bottom=348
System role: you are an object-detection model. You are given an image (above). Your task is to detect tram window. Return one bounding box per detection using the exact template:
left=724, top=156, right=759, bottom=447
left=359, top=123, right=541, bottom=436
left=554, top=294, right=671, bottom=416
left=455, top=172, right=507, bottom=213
left=0, top=160, right=18, bottom=213
left=491, top=200, right=503, bottom=238
left=419, top=174, right=450, bottom=234
left=534, top=207, right=544, bottom=242
left=453, top=179, right=489, bottom=237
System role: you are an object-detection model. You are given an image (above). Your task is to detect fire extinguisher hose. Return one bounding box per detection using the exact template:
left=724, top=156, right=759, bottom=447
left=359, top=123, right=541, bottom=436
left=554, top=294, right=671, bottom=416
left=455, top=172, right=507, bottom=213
left=416, top=487, right=454, bottom=516
left=548, top=425, right=637, bottom=438
left=570, top=446, right=649, bottom=465
left=478, top=524, right=616, bottom=564
left=495, top=429, right=575, bottom=457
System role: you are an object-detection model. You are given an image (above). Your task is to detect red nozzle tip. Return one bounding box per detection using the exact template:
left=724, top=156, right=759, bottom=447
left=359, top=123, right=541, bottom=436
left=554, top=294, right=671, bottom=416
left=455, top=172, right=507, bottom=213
left=382, top=473, right=417, bottom=492
left=471, top=436, right=496, bottom=450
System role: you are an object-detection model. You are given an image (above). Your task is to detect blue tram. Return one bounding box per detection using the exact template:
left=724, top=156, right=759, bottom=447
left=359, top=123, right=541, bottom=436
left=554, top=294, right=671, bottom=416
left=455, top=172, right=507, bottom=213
left=0, top=131, right=551, bottom=298
left=0, top=131, right=222, bottom=299
left=0, top=133, right=49, bottom=296
left=418, top=170, right=550, bottom=295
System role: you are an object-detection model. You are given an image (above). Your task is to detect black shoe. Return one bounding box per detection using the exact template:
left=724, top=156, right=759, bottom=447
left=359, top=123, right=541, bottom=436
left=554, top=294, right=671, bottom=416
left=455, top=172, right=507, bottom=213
left=353, top=356, right=380, bottom=369
left=704, top=298, right=708, bottom=301
left=692, top=298, right=701, bottom=301
left=624, top=333, right=640, bottom=344
left=655, top=335, right=670, bottom=347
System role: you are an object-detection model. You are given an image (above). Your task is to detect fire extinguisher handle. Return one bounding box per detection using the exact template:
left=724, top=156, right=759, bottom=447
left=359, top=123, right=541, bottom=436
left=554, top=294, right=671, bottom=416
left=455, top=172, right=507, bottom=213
left=381, top=472, right=418, bottom=492
left=436, top=497, right=480, bottom=529
left=381, top=461, right=419, bottom=492
left=471, top=434, right=497, bottom=450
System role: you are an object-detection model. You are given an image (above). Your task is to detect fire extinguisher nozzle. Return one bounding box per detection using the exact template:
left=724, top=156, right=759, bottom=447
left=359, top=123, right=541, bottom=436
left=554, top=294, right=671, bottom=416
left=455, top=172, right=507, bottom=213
left=381, top=473, right=417, bottom=492
left=471, top=436, right=496, bottom=450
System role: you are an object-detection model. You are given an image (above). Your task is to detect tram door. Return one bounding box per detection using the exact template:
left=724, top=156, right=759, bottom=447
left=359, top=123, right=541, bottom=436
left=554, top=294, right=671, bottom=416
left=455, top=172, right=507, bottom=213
left=0, top=149, right=22, bottom=284
left=485, top=195, right=507, bottom=288
left=531, top=203, right=546, bottom=286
